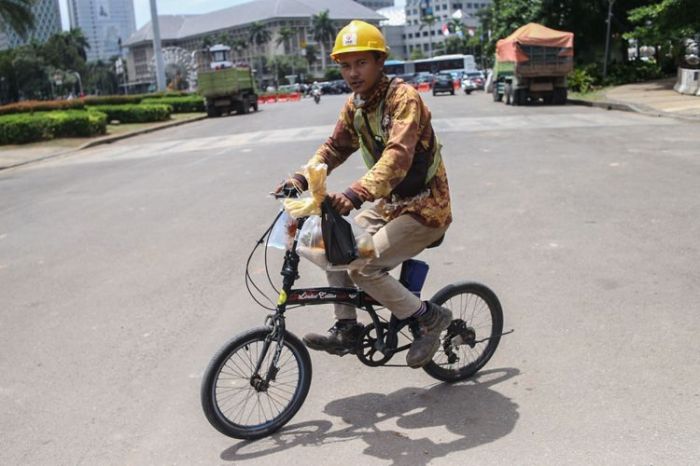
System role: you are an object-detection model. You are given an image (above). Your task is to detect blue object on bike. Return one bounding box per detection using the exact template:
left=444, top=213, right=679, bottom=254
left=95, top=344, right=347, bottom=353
left=400, top=259, right=430, bottom=297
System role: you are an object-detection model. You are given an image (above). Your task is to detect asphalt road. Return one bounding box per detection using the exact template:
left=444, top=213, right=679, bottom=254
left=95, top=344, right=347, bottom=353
left=1, top=90, right=699, bottom=465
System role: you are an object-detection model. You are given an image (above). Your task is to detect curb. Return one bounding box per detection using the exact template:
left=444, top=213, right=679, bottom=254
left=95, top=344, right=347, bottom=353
left=567, top=98, right=700, bottom=122
left=0, top=114, right=208, bottom=172
left=77, top=114, right=208, bottom=150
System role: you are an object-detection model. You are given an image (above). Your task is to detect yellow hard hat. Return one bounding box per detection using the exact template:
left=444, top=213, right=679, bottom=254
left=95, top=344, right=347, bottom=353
left=330, top=20, right=388, bottom=60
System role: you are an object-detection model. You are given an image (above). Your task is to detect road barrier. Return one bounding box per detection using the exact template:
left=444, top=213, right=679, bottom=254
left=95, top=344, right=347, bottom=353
left=417, top=83, right=431, bottom=92
left=258, top=92, right=303, bottom=104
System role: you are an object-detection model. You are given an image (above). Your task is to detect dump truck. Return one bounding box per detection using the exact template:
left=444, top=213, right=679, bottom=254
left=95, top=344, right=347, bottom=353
left=491, top=23, right=574, bottom=105
left=197, top=44, right=258, bottom=117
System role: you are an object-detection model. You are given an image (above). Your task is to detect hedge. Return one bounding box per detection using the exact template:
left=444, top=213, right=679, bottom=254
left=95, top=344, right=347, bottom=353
left=0, top=99, right=86, bottom=116
left=141, top=95, right=205, bottom=113
left=87, top=104, right=172, bottom=123
left=0, top=110, right=107, bottom=145
left=82, top=95, right=144, bottom=106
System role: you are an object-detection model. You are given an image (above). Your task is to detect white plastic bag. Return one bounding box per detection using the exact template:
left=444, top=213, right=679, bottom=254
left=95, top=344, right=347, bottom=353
left=267, top=210, right=296, bottom=250
left=296, top=213, right=378, bottom=271
left=295, top=215, right=329, bottom=268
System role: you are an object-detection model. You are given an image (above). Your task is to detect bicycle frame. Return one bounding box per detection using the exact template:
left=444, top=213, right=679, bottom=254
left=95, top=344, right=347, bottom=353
left=251, top=215, right=418, bottom=379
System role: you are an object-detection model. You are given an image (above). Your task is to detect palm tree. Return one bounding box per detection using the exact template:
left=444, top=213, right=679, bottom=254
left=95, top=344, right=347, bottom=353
left=276, top=26, right=295, bottom=54
left=231, top=38, right=248, bottom=63
left=419, top=15, right=437, bottom=58
left=215, top=31, right=232, bottom=47
left=66, top=28, right=90, bottom=62
left=249, top=21, right=271, bottom=77
left=311, top=9, right=335, bottom=71
left=304, top=44, right=318, bottom=71
left=0, top=0, right=34, bottom=38
left=200, top=35, right=214, bottom=50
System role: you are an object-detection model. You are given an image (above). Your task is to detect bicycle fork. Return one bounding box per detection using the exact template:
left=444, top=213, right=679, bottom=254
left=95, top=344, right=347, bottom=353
left=249, top=312, right=286, bottom=392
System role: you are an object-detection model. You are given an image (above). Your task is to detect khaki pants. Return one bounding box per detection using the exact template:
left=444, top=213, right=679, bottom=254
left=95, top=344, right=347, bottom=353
left=327, top=208, right=449, bottom=321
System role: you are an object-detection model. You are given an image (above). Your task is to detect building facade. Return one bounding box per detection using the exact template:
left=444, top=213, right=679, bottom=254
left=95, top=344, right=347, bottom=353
left=123, top=0, right=384, bottom=89
left=355, top=0, right=395, bottom=10
left=403, top=0, right=491, bottom=58
left=67, top=0, right=136, bottom=62
left=0, top=0, right=62, bottom=50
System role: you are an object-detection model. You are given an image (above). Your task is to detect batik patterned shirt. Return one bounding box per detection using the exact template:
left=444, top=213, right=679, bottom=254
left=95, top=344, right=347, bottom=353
left=302, top=76, right=452, bottom=228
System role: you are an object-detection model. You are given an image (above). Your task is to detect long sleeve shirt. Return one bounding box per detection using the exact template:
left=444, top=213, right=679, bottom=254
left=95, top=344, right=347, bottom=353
left=302, top=77, right=452, bottom=229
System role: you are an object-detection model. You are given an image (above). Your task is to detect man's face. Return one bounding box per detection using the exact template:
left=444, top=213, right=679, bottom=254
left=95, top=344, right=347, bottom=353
left=337, top=51, right=385, bottom=96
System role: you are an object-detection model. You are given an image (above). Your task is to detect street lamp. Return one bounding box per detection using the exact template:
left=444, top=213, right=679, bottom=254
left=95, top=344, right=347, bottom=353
left=70, top=71, right=83, bottom=96
left=149, top=0, right=167, bottom=91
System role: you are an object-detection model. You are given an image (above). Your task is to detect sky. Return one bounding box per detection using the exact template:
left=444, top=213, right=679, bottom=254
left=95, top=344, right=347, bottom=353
left=60, top=0, right=407, bottom=30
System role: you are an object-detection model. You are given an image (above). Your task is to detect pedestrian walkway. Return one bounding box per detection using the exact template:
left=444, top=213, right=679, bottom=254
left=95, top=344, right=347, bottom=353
left=0, top=114, right=206, bottom=171
left=603, top=78, right=700, bottom=119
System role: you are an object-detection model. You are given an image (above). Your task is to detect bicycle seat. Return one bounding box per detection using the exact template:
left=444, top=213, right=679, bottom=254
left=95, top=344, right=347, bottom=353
left=426, top=234, right=444, bottom=249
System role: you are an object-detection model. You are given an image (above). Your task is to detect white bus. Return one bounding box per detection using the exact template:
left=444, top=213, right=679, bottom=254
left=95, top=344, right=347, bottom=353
left=384, top=54, right=477, bottom=76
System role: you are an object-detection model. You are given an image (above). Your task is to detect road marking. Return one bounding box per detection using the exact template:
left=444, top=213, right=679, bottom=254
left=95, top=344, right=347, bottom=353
left=71, top=111, right=678, bottom=163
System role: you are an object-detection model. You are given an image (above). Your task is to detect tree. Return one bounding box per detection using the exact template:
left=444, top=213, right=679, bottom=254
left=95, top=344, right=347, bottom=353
left=215, top=31, right=232, bottom=47
left=200, top=35, right=214, bottom=49
left=303, top=44, right=318, bottom=71
left=231, top=38, right=248, bottom=64
left=268, top=55, right=306, bottom=81
left=626, top=0, right=700, bottom=66
left=12, top=45, right=50, bottom=99
left=276, top=26, right=295, bottom=54
left=40, top=30, right=88, bottom=78
left=410, top=48, right=425, bottom=60
left=0, top=0, right=34, bottom=38
left=419, top=15, right=437, bottom=58
left=85, top=60, right=118, bottom=95
left=0, top=49, right=18, bottom=103
left=311, top=9, right=335, bottom=70
left=249, top=21, right=271, bottom=77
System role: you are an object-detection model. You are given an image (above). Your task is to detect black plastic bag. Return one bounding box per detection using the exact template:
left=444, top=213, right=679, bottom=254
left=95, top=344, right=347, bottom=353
left=321, top=197, right=358, bottom=265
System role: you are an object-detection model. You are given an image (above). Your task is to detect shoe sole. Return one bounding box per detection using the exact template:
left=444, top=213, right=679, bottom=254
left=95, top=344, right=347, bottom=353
left=407, top=311, right=453, bottom=368
left=303, top=338, right=355, bottom=356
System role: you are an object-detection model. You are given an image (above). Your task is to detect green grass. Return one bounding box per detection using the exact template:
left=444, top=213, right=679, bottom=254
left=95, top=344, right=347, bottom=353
left=569, top=87, right=612, bottom=102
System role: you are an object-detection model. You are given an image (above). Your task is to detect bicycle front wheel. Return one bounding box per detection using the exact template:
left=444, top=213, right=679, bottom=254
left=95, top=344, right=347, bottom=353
left=201, top=327, right=312, bottom=440
left=423, top=282, right=503, bottom=382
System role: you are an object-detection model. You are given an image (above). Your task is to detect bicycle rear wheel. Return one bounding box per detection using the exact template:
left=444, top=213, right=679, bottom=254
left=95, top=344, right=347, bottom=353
left=201, top=327, right=312, bottom=440
left=423, top=282, right=503, bottom=382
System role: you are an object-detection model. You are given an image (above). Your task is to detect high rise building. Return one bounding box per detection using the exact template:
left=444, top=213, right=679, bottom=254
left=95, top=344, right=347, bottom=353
left=0, top=0, right=62, bottom=50
left=403, top=0, right=492, bottom=58
left=67, top=0, right=136, bottom=62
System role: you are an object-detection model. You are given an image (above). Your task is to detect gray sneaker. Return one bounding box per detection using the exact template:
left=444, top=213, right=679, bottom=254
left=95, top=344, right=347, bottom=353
left=406, top=302, right=453, bottom=368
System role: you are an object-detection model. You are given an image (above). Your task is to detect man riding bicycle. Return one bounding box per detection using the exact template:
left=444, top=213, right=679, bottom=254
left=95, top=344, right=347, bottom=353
left=274, top=20, right=453, bottom=368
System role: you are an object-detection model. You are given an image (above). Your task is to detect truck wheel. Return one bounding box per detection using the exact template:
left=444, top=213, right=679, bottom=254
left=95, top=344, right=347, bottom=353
left=557, top=88, right=568, bottom=105
left=238, top=101, right=249, bottom=115
left=512, top=89, right=520, bottom=106
left=206, top=106, right=219, bottom=118
left=504, top=83, right=512, bottom=105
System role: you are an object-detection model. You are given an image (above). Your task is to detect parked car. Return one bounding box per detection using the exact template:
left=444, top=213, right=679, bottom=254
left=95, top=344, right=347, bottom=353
left=432, top=72, right=455, bottom=95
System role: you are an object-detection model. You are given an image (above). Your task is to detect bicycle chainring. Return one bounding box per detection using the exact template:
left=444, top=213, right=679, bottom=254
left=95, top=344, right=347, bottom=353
left=356, top=322, right=398, bottom=367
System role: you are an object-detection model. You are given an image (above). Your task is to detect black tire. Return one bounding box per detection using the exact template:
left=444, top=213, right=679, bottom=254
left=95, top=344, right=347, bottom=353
left=201, top=327, right=312, bottom=440
left=432, top=90, right=437, bottom=96
left=423, top=282, right=504, bottom=383
left=466, top=90, right=473, bottom=95
left=252, top=101, right=259, bottom=112
left=512, top=89, right=520, bottom=106
left=450, top=89, right=455, bottom=95
left=238, top=100, right=249, bottom=114
left=206, top=106, right=219, bottom=118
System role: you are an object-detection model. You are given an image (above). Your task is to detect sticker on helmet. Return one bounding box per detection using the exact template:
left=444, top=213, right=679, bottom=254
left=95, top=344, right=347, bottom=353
left=343, top=33, right=358, bottom=46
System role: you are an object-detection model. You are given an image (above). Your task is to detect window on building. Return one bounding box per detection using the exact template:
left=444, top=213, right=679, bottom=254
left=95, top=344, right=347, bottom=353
left=423, top=43, right=429, bottom=51
left=422, top=31, right=428, bottom=37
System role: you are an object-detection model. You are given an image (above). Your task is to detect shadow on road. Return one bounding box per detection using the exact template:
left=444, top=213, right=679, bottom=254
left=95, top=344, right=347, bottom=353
left=221, top=367, right=520, bottom=464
